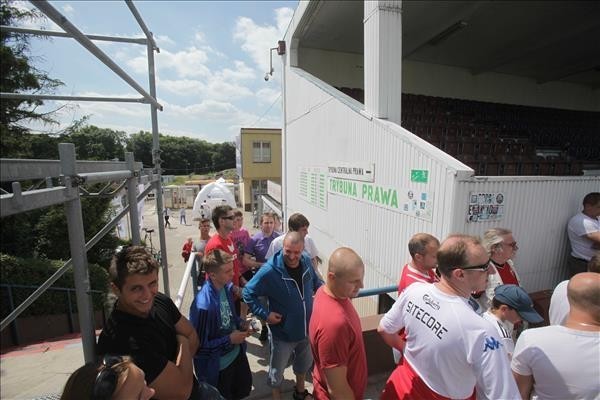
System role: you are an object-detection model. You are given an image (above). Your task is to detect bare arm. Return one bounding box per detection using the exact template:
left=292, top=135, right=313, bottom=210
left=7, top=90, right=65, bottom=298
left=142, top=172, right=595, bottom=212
left=377, top=326, right=406, bottom=352
left=175, top=315, right=199, bottom=356
left=513, top=371, right=533, bottom=400
left=148, top=335, right=194, bottom=400
left=324, top=366, right=354, bottom=400
left=584, top=231, right=600, bottom=247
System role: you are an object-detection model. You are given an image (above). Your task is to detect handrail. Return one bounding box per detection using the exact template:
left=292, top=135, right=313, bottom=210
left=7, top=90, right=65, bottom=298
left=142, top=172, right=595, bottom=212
left=356, top=285, right=397, bottom=298
left=0, top=283, right=104, bottom=293
left=174, top=252, right=198, bottom=310
left=173, top=257, right=397, bottom=311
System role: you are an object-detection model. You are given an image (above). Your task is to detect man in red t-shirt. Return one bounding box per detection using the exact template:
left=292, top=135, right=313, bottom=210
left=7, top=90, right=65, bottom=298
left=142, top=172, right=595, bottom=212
left=204, top=205, right=241, bottom=301
left=398, top=233, right=440, bottom=293
left=394, top=233, right=440, bottom=363
left=309, top=247, right=367, bottom=400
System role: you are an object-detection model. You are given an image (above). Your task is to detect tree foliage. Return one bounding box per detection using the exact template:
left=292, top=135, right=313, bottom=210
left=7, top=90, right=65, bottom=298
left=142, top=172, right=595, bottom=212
left=0, top=4, right=236, bottom=269
left=0, top=0, right=63, bottom=157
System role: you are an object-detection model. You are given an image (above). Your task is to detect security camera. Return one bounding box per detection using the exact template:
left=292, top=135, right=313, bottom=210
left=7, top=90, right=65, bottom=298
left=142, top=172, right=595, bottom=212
left=264, top=73, right=270, bottom=81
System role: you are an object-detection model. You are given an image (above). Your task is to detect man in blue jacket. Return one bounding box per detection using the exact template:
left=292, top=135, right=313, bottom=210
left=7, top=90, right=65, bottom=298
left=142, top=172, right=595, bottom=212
left=243, top=231, right=323, bottom=400
left=189, top=249, right=252, bottom=400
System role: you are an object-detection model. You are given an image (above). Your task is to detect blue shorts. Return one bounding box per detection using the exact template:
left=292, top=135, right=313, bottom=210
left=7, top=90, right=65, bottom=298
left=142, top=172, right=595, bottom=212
left=268, top=335, right=313, bottom=388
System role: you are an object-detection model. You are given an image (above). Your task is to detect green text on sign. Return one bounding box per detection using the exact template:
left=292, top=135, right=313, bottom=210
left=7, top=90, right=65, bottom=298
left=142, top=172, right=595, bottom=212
left=411, top=169, right=429, bottom=183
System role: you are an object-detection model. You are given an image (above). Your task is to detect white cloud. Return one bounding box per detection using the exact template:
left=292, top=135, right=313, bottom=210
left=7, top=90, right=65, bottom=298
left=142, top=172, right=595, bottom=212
left=123, top=46, right=211, bottom=78
left=233, top=7, right=293, bottom=73
left=155, top=34, right=175, bottom=47
left=215, top=60, right=255, bottom=81
left=158, top=47, right=210, bottom=78
left=255, top=87, right=281, bottom=105
left=62, top=4, right=74, bottom=16
left=275, top=7, right=295, bottom=34
left=157, top=79, right=204, bottom=95
left=157, top=60, right=255, bottom=100
left=203, top=79, right=253, bottom=101
left=194, top=31, right=205, bottom=43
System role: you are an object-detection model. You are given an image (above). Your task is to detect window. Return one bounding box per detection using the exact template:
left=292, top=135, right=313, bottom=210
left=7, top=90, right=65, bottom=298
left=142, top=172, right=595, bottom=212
left=252, top=141, right=271, bottom=163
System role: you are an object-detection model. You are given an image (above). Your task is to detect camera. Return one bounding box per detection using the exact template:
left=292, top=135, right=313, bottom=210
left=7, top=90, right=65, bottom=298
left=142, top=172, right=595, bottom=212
left=264, top=73, right=270, bottom=81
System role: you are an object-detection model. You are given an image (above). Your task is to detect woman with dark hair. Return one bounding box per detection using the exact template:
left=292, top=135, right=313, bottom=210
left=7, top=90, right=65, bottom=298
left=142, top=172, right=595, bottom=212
left=61, top=355, right=154, bottom=400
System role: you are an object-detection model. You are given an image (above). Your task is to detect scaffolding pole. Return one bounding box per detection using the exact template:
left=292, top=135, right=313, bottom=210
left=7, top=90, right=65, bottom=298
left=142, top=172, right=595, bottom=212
left=59, top=144, right=96, bottom=363
left=31, top=1, right=163, bottom=111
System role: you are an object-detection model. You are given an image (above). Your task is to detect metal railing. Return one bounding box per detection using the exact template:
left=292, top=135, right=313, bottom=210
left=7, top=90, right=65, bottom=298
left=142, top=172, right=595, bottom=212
left=1, top=283, right=105, bottom=347
left=174, top=255, right=398, bottom=313
left=0, top=0, right=166, bottom=364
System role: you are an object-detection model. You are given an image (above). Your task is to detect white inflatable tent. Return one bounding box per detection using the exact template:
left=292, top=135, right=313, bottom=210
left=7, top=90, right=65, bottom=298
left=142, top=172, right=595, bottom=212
left=191, top=178, right=237, bottom=220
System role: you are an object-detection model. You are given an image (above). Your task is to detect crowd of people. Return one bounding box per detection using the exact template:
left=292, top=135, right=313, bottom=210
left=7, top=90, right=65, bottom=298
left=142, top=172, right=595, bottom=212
left=61, top=192, right=599, bottom=400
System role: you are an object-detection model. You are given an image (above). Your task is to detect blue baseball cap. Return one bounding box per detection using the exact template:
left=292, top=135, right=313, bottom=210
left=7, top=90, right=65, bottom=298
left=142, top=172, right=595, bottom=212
left=494, top=284, right=544, bottom=324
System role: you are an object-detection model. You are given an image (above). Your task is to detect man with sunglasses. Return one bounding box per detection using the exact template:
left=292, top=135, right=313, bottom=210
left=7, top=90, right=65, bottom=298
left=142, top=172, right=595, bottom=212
left=206, top=205, right=242, bottom=310
left=97, top=246, right=201, bottom=400
left=378, top=234, right=519, bottom=400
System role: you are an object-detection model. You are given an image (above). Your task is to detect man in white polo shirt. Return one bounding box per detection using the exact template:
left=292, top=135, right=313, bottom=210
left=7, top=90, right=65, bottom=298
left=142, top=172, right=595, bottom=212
left=566, top=192, right=600, bottom=277
left=512, top=272, right=600, bottom=400
left=378, top=234, right=519, bottom=400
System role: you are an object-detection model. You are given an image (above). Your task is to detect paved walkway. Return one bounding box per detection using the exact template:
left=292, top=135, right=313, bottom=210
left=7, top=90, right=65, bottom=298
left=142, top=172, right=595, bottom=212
left=0, top=206, right=389, bottom=399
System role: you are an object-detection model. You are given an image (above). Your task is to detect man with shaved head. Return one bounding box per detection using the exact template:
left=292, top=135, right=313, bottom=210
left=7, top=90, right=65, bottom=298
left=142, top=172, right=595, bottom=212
left=512, top=272, right=600, bottom=399
left=378, top=234, right=519, bottom=399
left=243, top=231, right=323, bottom=400
left=309, top=248, right=367, bottom=400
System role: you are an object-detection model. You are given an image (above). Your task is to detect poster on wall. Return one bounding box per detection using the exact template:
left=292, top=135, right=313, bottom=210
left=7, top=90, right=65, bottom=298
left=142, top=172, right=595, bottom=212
left=327, top=177, right=433, bottom=221
left=467, top=191, right=505, bottom=222
left=299, top=166, right=328, bottom=210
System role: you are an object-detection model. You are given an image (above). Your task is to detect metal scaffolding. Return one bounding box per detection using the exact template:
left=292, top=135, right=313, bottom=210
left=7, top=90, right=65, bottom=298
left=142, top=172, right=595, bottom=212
left=0, top=0, right=168, bottom=363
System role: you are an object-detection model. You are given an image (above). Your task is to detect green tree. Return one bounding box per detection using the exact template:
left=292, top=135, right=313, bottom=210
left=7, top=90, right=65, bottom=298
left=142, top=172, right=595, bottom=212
left=210, top=142, right=236, bottom=171
left=128, top=131, right=154, bottom=168
left=67, top=125, right=127, bottom=160
left=0, top=0, right=62, bottom=157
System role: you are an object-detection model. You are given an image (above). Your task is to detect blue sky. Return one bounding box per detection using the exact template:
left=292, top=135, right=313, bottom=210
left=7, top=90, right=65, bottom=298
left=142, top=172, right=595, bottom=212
left=15, top=0, right=297, bottom=143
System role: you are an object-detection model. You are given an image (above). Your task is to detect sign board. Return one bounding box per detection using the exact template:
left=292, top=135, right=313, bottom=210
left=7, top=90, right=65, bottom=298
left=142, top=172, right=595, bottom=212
left=467, top=192, right=505, bottom=222
left=328, top=163, right=374, bottom=182
left=328, top=177, right=433, bottom=221
left=299, top=166, right=327, bottom=210
left=411, top=169, right=429, bottom=183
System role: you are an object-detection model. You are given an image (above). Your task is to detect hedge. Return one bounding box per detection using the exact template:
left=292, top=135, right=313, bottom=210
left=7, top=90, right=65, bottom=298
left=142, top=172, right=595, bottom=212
left=0, top=253, right=109, bottom=318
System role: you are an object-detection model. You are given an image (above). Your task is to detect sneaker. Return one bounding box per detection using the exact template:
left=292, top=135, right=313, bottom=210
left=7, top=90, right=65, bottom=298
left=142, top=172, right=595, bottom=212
left=259, top=326, right=268, bottom=342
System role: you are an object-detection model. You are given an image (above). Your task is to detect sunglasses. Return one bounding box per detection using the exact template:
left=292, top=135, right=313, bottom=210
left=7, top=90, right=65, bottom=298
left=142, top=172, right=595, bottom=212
left=503, top=241, right=518, bottom=249
left=92, top=355, right=124, bottom=400
left=221, top=215, right=235, bottom=220
left=461, top=259, right=491, bottom=272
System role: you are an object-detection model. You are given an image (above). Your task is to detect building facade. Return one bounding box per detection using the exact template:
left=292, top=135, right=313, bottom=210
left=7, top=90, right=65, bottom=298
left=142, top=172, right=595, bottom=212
left=236, top=128, right=282, bottom=211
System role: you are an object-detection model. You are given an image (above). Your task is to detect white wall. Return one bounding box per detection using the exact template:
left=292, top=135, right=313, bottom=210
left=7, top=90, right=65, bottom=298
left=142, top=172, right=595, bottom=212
left=284, top=67, right=470, bottom=295
left=451, top=176, right=600, bottom=292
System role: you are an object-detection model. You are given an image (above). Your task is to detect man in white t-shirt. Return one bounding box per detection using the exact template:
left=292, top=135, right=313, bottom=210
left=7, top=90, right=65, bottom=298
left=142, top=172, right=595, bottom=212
left=266, top=213, right=322, bottom=278
left=512, top=272, right=600, bottom=400
left=378, top=234, right=520, bottom=400
left=482, top=284, right=543, bottom=360
left=549, top=254, right=600, bottom=325
left=566, top=192, right=600, bottom=277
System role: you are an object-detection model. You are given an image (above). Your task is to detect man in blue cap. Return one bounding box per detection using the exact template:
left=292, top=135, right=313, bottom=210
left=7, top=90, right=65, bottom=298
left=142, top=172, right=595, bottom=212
left=482, top=284, right=543, bottom=360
